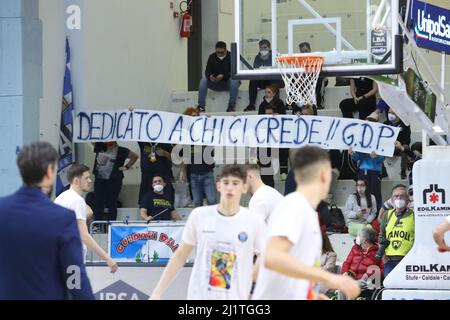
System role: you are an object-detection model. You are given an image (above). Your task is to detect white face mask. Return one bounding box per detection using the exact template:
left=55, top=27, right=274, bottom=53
left=388, top=113, right=397, bottom=122
left=260, top=50, right=270, bottom=57
left=153, top=184, right=164, bottom=193
left=355, top=236, right=362, bottom=246
left=394, top=199, right=407, bottom=209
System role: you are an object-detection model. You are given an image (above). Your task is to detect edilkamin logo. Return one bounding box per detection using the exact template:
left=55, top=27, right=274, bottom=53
left=422, top=184, right=446, bottom=205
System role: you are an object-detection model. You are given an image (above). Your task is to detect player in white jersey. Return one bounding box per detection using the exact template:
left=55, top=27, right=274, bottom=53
left=55, top=164, right=118, bottom=273
left=246, top=163, right=283, bottom=224
left=151, top=165, right=266, bottom=300
left=253, top=146, right=360, bottom=300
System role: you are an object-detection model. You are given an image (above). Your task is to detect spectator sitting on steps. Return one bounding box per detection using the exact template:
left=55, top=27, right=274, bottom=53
left=197, top=41, right=240, bottom=113
left=344, top=179, right=377, bottom=236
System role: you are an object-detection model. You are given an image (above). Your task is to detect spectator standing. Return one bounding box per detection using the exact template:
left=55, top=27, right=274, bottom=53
left=375, top=185, right=414, bottom=278
left=179, top=107, right=217, bottom=207
left=92, top=141, right=138, bottom=221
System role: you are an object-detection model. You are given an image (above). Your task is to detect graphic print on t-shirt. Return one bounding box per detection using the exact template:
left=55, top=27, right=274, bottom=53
left=96, top=151, right=116, bottom=179
left=306, top=260, right=321, bottom=300
left=208, top=246, right=236, bottom=290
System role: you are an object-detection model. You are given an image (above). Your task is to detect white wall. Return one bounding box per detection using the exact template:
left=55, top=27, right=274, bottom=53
left=38, top=0, right=65, bottom=148
left=39, top=0, right=188, bottom=142
left=82, top=0, right=187, bottom=111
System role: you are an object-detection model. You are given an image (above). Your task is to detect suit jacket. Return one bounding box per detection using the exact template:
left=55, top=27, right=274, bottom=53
left=0, top=186, right=94, bottom=300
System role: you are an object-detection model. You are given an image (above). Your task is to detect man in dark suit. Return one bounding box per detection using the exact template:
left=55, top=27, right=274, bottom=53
left=0, top=142, right=94, bottom=300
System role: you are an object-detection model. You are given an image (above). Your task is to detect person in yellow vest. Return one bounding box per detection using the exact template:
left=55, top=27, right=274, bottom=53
left=375, top=184, right=414, bottom=278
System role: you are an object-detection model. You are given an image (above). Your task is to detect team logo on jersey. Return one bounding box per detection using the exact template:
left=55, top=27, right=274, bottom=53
left=392, top=240, right=402, bottom=250
left=238, top=232, right=248, bottom=242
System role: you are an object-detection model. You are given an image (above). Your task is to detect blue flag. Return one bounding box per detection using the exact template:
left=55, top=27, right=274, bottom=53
left=56, top=38, right=74, bottom=196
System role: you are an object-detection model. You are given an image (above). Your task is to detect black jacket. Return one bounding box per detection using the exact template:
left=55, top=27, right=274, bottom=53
left=258, top=97, right=286, bottom=115
left=205, top=51, right=232, bottom=81
left=384, top=119, right=411, bottom=146
left=253, top=51, right=273, bottom=68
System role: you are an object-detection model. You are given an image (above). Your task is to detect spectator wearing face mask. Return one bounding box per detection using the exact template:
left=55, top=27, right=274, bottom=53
left=244, top=40, right=284, bottom=112
left=384, top=108, right=411, bottom=179
left=344, top=179, right=377, bottom=236
left=375, top=184, right=414, bottom=278
left=179, top=107, right=217, bottom=208
left=340, top=227, right=384, bottom=299
left=140, top=176, right=182, bottom=222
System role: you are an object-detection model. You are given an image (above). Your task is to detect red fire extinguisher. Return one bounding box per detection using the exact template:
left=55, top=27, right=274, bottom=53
left=180, top=11, right=192, bottom=38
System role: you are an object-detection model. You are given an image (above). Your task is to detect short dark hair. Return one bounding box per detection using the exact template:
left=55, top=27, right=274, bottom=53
left=17, top=142, right=59, bottom=186
left=152, top=175, right=165, bottom=183
left=219, top=165, right=247, bottom=183
left=216, top=41, right=227, bottom=50
left=299, top=42, right=311, bottom=51
left=292, top=146, right=330, bottom=183
left=259, top=39, right=271, bottom=48
left=67, top=164, right=90, bottom=184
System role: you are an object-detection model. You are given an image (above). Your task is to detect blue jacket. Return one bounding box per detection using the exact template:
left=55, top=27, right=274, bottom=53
left=0, top=186, right=94, bottom=300
left=351, top=152, right=385, bottom=173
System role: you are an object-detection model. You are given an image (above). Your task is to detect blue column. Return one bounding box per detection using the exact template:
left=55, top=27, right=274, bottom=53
left=0, top=0, right=42, bottom=196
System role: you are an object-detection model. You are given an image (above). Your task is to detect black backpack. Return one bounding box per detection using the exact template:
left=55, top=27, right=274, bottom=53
left=327, top=204, right=348, bottom=233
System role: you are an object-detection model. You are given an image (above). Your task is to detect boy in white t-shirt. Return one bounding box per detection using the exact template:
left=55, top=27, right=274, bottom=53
left=253, top=146, right=360, bottom=300
left=246, top=163, right=283, bottom=224
left=151, top=165, right=266, bottom=300
left=55, top=164, right=118, bottom=273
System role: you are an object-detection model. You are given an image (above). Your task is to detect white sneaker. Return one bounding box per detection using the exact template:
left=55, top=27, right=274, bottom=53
left=366, top=111, right=379, bottom=122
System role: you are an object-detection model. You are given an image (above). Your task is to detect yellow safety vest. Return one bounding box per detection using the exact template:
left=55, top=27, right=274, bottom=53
left=385, top=208, right=415, bottom=257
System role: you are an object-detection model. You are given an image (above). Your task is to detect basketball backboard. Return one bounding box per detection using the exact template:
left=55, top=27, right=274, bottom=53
left=232, top=0, right=404, bottom=80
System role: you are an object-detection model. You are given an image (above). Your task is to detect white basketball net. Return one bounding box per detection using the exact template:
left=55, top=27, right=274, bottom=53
left=277, top=56, right=324, bottom=106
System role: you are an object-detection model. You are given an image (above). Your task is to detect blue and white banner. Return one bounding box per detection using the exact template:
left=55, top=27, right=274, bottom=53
left=410, top=0, right=450, bottom=54
left=74, top=110, right=400, bottom=156
left=109, top=223, right=184, bottom=263
left=56, top=38, right=74, bottom=196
